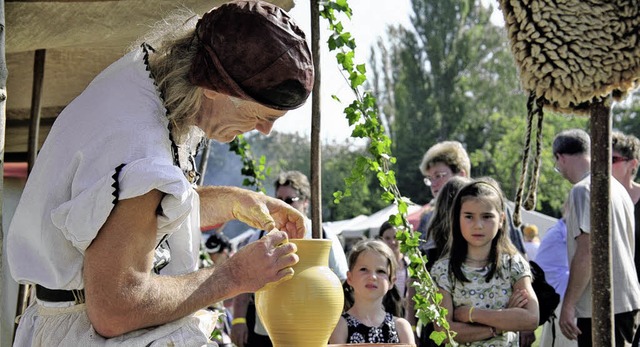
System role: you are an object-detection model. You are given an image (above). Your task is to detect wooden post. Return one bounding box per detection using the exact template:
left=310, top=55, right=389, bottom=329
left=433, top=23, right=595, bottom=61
left=15, top=48, right=46, bottom=337
left=590, top=100, right=614, bottom=346
left=0, top=0, right=7, bottom=341
left=197, top=139, right=212, bottom=186
left=27, top=49, right=45, bottom=172
left=310, top=0, right=322, bottom=239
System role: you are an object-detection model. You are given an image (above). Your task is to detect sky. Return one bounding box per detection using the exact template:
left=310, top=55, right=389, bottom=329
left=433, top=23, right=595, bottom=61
left=265, top=0, right=504, bottom=143
left=269, top=0, right=414, bottom=143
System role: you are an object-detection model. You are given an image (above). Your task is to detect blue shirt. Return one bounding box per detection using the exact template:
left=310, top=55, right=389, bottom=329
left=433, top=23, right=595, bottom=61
left=534, top=219, right=569, bottom=300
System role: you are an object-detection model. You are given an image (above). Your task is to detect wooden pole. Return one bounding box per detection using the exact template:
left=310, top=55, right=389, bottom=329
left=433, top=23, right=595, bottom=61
left=0, top=0, right=8, bottom=341
left=15, top=48, right=46, bottom=337
left=590, top=100, right=614, bottom=346
left=197, top=139, right=212, bottom=186
left=310, top=0, right=322, bottom=239
left=27, top=49, right=45, bottom=172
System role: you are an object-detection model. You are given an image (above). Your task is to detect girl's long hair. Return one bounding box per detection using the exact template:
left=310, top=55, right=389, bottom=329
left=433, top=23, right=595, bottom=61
left=343, top=239, right=403, bottom=317
left=448, top=178, right=518, bottom=283
left=426, top=176, right=471, bottom=262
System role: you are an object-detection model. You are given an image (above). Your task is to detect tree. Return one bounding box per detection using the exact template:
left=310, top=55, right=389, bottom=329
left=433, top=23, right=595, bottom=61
left=237, top=132, right=387, bottom=221
left=370, top=0, right=592, bottom=216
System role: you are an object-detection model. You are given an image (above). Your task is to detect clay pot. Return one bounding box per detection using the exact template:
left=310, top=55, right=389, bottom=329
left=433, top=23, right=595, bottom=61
left=255, top=239, right=344, bottom=347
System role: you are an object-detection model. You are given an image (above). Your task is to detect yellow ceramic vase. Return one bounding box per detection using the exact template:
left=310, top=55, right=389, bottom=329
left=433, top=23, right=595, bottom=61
left=255, top=239, right=344, bottom=347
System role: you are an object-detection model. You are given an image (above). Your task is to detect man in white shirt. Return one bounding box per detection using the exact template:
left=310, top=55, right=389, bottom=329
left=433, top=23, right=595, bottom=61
left=553, top=129, right=640, bottom=347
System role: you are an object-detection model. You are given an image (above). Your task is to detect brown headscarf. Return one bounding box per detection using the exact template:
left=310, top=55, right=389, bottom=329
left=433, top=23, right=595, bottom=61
left=189, top=0, right=314, bottom=111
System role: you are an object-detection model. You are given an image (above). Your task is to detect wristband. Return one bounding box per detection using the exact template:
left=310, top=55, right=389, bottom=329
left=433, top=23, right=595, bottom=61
left=490, top=326, right=498, bottom=337
left=468, top=306, right=475, bottom=323
left=232, top=317, right=247, bottom=325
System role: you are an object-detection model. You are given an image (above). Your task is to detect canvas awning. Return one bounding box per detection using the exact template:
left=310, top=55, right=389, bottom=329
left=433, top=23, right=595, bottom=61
left=4, top=0, right=293, bottom=160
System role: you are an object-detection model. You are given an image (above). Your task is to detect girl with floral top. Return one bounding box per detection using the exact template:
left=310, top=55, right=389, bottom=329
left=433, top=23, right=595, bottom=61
left=431, top=178, right=539, bottom=346
left=329, top=240, right=415, bottom=344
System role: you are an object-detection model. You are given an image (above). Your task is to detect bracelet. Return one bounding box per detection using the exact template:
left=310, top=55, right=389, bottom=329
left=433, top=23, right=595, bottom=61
left=231, top=317, right=247, bottom=325
left=468, top=306, right=475, bottom=323
left=490, top=326, right=498, bottom=338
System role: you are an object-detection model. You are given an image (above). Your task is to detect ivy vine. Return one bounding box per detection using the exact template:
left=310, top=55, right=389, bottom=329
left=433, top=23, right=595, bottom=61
left=319, top=0, right=456, bottom=345
left=228, top=134, right=271, bottom=193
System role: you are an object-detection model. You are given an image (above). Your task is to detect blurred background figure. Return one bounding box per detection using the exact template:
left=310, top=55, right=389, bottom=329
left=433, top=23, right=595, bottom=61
left=535, top=209, right=576, bottom=347
left=522, top=224, right=540, bottom=260
left=611, top=131, right=640, bottom=347
left=204, top=232, right=233, bottom=266
left=378, top=221, right=410, bottom=313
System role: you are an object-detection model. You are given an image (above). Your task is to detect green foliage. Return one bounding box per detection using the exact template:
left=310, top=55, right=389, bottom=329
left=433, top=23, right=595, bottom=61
left=320, top=1, right=456, bottom=344
left=613, top=89, right=640, bottom=138
left=240, top=132, right=387, bottom=221
left=228, top=135, right=271, bottom=193
left=370, top=0, right=595, bottom=217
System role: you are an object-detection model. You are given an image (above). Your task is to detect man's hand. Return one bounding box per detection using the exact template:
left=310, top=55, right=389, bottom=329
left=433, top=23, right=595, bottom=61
left=220, top=229, right=299, bottom=293
left=559, top=301, right=581, bottom=340
left=231, top=193, right=305, bottom=239
left=198, top=186, right=305, bottom=239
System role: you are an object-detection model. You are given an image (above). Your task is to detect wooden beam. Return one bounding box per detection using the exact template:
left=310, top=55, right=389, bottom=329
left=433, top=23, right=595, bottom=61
left=590, top=100, right=614, bottom=346
left=0, top=0, right=9, bottom=343
left=310, top=0, right=321, bottom=239
left=27, top=49, right=44, bottom=172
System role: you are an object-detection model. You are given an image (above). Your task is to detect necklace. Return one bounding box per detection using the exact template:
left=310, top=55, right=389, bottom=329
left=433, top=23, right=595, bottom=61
left=142, top=43, right=201, bottom=184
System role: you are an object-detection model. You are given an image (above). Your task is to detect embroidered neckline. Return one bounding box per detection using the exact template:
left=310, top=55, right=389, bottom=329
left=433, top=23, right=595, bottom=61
left=141, top=43, right=201, bottom=184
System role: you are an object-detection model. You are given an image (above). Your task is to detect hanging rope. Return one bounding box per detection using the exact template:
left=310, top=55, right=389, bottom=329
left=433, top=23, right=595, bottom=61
left=512, top=92, right=536, bottom=226
left=524, top=97, right=545, bottom=211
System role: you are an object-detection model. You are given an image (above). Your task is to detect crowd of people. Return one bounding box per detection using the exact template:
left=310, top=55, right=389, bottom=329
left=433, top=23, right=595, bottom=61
left=5, top=0, right=640, bottom=346
left=203, top=129, right=640, bottom=347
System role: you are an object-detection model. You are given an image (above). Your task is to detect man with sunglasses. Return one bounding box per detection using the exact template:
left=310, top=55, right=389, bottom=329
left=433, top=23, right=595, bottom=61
left=611, top=131, right=640, bottom=347
left=553, top=129, right=640, bottom=346
left=230, top=170, right=348, bottom=347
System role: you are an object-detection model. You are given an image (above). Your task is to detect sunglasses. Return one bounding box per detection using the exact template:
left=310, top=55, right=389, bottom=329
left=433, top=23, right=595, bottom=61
left=612, top=156, right=630, bottom=164
left=278, top=196, right=300, bottom=205
left=423, top=171, right=450, bottom=187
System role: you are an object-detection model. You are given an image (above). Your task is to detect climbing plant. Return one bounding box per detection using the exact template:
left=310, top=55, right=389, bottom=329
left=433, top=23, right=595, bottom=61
left=319, top=0, right=455, bottom=345
left=228, top=134, right=271, bottom=193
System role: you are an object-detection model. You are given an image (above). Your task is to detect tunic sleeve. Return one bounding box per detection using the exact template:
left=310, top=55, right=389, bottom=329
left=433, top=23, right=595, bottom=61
left=51, top=157, right=192, bottom=252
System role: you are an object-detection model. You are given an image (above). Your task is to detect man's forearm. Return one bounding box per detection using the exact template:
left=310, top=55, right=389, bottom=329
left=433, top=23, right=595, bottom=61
left=86, top=263, right=240, bottom=337
left=197, top=186, right=245, bottom=228
left=563, top=238, right=591, bottom=308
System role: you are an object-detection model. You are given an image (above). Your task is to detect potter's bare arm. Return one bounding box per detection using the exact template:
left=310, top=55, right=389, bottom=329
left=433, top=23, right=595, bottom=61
left=84, top=190, right=299, bottom=338
left=197, top=186, right=305, bottom=238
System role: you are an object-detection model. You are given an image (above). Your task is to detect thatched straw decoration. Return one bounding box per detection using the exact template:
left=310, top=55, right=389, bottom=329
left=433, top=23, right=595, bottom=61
left=498, top=0, right=640, bottom=115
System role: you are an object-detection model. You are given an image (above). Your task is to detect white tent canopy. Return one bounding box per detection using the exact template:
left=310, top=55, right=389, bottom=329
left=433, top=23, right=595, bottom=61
left=334, top=204, right=423, bottom=239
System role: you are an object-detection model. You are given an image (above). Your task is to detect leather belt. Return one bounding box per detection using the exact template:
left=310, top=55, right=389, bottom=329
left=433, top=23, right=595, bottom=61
left=35, top=284, right=85, bottom=303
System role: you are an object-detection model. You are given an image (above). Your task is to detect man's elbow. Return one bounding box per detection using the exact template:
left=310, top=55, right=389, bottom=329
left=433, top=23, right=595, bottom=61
left=86, top=301, right=135, bottom=338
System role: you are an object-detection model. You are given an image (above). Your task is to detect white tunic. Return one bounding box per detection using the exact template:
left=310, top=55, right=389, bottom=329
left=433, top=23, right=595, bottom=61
left=8, top=47, right=201, bottom=290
